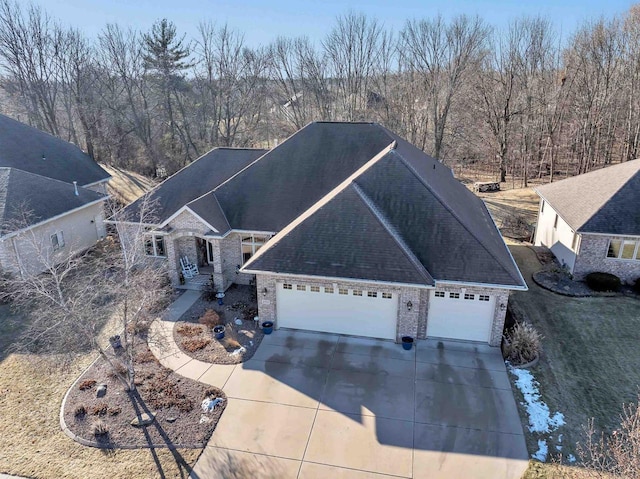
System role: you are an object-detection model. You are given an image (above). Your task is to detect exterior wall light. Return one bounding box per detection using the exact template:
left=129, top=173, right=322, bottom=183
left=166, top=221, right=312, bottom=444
left=499, top=303, right=507, bottom=311
left=406, top=301, right=413, bottom=311
left=262, top=287, right=268, bottom=297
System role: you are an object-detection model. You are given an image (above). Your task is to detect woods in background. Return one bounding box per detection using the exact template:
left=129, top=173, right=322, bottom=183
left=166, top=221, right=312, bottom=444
left=0, top=1, right=638, bottom=185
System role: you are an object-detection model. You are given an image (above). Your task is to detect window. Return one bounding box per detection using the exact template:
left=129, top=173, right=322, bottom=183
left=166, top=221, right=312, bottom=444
left=553, top=214, right=559, bottom=229
left=449, top=292, right=460, bottom=299
left=479, top=295, right=490, bottom=301
left=324, top=287, right=334, bottom=294
left=310, top=286, right=320, bottom=292
left=382, top=292, right=392, bottom=299
left=607, top=238, right=640, bottom=261
left=464, top=293, right=475, bottom=300
left=353, top=290, right=362, bottom=296
left=434, top=291, right=445, bottom=298
left=296, top=284, right=306, bottom=291
left=283, top=283, right=292, bottom=290
left=367, top=291, right=377, bottom=298
left=338, top=288, right=348, bottom=295
left=241, top=234, right=269, bottom=264
left=51, top=231, right=65, bottom=250
left=144, top=234, right=165, bottom=257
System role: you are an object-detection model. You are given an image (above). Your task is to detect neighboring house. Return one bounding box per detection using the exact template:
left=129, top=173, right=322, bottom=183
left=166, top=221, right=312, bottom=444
left=122, top=122, right=526, bottom=345
left=534, top=159, right=640, bottom=283
left=0, top=114, right=111, bottom=274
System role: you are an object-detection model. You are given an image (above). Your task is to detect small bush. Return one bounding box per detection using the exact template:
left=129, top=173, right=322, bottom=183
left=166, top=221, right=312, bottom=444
left=223, top=337, right=242, bottom=350
left=78, top=379, right=96, bottom=391
left=108, top=406, right=121, bottom=416
left=504, top=322, right=542, bottom=365
left=74, top=405, right=87, bottom=418
left=585, top=272, right=621, bottom=292
left=91, top=404, right=108, bottom=416
left=142, top=374, right=194, bottom=412
left=199, top=309, right=221, bottom=328
left=92, top=420, right=109, bottom=437
left=135, top=349, right=157, bottom=364
left=634, top=277, right=640, bottom=295
left=183, top=337, right=211, bottom=352
left=177, top=323, right=204, bottom=337
left=203, top=387, right=220, bottom=399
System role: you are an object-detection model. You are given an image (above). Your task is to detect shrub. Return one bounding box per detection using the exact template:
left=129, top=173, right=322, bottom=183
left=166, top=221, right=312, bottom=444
left=74, top=405, right=87, bottom=418
left=78, top=379, right=96, bottom=391
left=108, top=406, right=121, bottom=416
left=142, top=374, right=194, bottom=412
left=634, top=277, right=640, bottom=295
left=223, top=338, right=242, bottom=350
left=203, top=387, right=220, bottom=399
left=92, top=420, right=109, bottom=437
left=135, top=349, right=157, bottom=364
left=177, top=323, right=203, bottom=337
left=199, top=309, right=221, bottom=328
left=504, top=322, right=542, bottom=365
left=91, top=403, right=108, bottom=416
left=183, top=337, right=211, bottom=352
left=585, top=272, right=621, bottom=292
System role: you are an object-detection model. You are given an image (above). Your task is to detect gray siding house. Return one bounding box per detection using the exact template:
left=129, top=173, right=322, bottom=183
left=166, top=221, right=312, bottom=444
left=121, top=122, right=526, bottom=346
left=534, top=159, right=640, bottom=282
left=0, top=114, right=110, bottom=275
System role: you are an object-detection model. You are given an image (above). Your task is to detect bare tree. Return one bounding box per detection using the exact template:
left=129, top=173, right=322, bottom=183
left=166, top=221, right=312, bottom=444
left=400, top=14, right=490, bottom=160
left=4, top=198, right=170, bottom=394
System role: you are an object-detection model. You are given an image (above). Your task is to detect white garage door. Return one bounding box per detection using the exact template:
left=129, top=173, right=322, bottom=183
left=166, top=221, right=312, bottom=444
left=276, top=282, right=398, bottom=340
left=426, top=290, right=495, bottom=342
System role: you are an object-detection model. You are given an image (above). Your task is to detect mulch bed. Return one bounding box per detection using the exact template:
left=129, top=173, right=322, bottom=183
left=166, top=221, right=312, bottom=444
left=174, top=284, right=264, bottom=365
left=63, top=331, right=225, bottom=448
left=532, top=270, right=595, bottom=297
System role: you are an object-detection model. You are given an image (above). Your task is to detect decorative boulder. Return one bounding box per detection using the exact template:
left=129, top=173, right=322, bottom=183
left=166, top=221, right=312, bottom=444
left=131, top=412, right=156, bottom=427
left=96, top=384, right=107, bottom=398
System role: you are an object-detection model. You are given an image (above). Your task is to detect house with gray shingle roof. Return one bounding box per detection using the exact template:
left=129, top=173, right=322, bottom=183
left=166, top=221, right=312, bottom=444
left=534, top=159, right=640, bottom=282
left=0, top=114, right=110, bottom=275
left=120, top=122, right=526, bottom=346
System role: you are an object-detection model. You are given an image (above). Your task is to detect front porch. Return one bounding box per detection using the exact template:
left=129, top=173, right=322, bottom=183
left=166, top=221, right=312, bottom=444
left=177, top=265, right=214, bottom=291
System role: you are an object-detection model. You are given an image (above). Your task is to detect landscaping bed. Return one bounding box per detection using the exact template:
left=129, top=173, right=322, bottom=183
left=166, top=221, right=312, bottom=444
left=174, top=284, right=263, bottom=365
left=62, top=337, right=225, bottom=448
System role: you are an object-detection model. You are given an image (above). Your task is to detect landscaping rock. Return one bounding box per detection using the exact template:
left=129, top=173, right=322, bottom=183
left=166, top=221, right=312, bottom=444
left=130, top=412, right=156, bottom=427
left=165, top=416, right=177, bottom=423
left=96, top=384, right=107, bottom=398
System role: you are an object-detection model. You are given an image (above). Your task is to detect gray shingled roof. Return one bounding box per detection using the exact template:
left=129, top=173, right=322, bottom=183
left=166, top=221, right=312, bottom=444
left=536, top=159, right=640, bottom=235
left=0, top=114, right=110, bottom=186
left=246, top=185, right=435, bottom=285
left=126, top=147, right=266, bottom=224
left=214, top=122, right=394, bottom=231
left=0, top=167, right=107, bottom=236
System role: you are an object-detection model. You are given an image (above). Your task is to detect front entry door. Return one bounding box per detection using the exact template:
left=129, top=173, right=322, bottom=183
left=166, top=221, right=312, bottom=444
left=196, top=238, right=208, bottom=267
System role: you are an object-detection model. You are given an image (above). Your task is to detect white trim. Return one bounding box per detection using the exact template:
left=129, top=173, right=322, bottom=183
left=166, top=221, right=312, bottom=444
left=82, top=177, right=111, bottom=188
left=241, top=269, right=434, bottom=289
left=435, top=279, right=527, bottom=291
left=242, top=140, right=396, bottom=270
left=0, top=197, right=107, bottom=240
left=580, top=231, right=640, bottom=239
left=156, top=205, right=220, bottom=234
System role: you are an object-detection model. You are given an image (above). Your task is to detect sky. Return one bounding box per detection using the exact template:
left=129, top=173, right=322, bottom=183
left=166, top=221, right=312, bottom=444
left=35, top=0, right=635, bottom=47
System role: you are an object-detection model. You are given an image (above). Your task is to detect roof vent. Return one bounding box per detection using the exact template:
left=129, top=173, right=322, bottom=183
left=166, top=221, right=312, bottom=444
left=390, top=140, right=397, bottom=150
left=73, top=181, right=79, bottom=196
left=42, top=154, right=46, bottom=160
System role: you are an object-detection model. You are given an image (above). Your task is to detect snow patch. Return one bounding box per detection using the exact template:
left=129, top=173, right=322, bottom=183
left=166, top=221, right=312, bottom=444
left=532, top=439, right=548, bottom=461
left=509, top=366, right=565, bottom=433
left=567, top=454, right=576, bottom=463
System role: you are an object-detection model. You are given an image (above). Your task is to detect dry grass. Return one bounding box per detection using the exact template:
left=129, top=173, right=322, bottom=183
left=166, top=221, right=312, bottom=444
left=100, top=164, right=156, bottom=204
left=182, top=337, right=211, bottom=353
left=176, top=323, right=204, bottom=337
left=198, top=309, right=221, bottom=328
left=0, top=353, right=200, bottom=478
left=509, top=245, right=640, bottom=465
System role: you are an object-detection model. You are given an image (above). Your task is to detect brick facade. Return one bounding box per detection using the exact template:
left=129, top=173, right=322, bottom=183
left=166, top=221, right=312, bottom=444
left=573, top=234, right=640, bottom=283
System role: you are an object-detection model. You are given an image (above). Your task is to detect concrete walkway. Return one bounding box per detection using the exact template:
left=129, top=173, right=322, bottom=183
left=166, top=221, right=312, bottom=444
left=149, top=290, right=237, bottom=388
left=149, top=291, right=528, bottom=479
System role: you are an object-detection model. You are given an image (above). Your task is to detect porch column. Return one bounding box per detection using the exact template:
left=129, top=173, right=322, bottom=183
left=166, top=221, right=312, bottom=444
left=165, top=235, right=180, bottom=287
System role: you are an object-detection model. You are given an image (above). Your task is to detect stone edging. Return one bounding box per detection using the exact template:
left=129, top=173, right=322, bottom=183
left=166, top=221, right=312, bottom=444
left=531, top=271, right=593, bottom=297
left=59, top=354, right=206, bottom=450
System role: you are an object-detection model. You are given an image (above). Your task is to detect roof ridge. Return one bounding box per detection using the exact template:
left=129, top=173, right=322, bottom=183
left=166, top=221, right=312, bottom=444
left=576, top=167, right=640, bottom=232
left=393, top=150, right=523, bottom=285
left=352, top=183, right=434, bottom=285
left=2, top=166, right=105, bottom=195
left=242, top=139, right=397, bottom=270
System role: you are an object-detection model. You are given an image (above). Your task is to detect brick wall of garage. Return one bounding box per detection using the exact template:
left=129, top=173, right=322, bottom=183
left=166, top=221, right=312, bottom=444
left=255, top=273, right=427, bottom=343
left=427, top=283, right=510, bottom=347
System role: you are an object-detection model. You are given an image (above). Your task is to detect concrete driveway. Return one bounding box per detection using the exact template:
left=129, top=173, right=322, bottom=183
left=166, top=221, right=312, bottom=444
left=192, top=330, right=528, bottom=479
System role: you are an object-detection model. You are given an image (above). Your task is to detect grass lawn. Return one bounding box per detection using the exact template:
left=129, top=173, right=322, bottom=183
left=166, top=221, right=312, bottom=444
left=0, top=304, right=201, bottom=479
left=508, top=245, right=640, bottom=478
